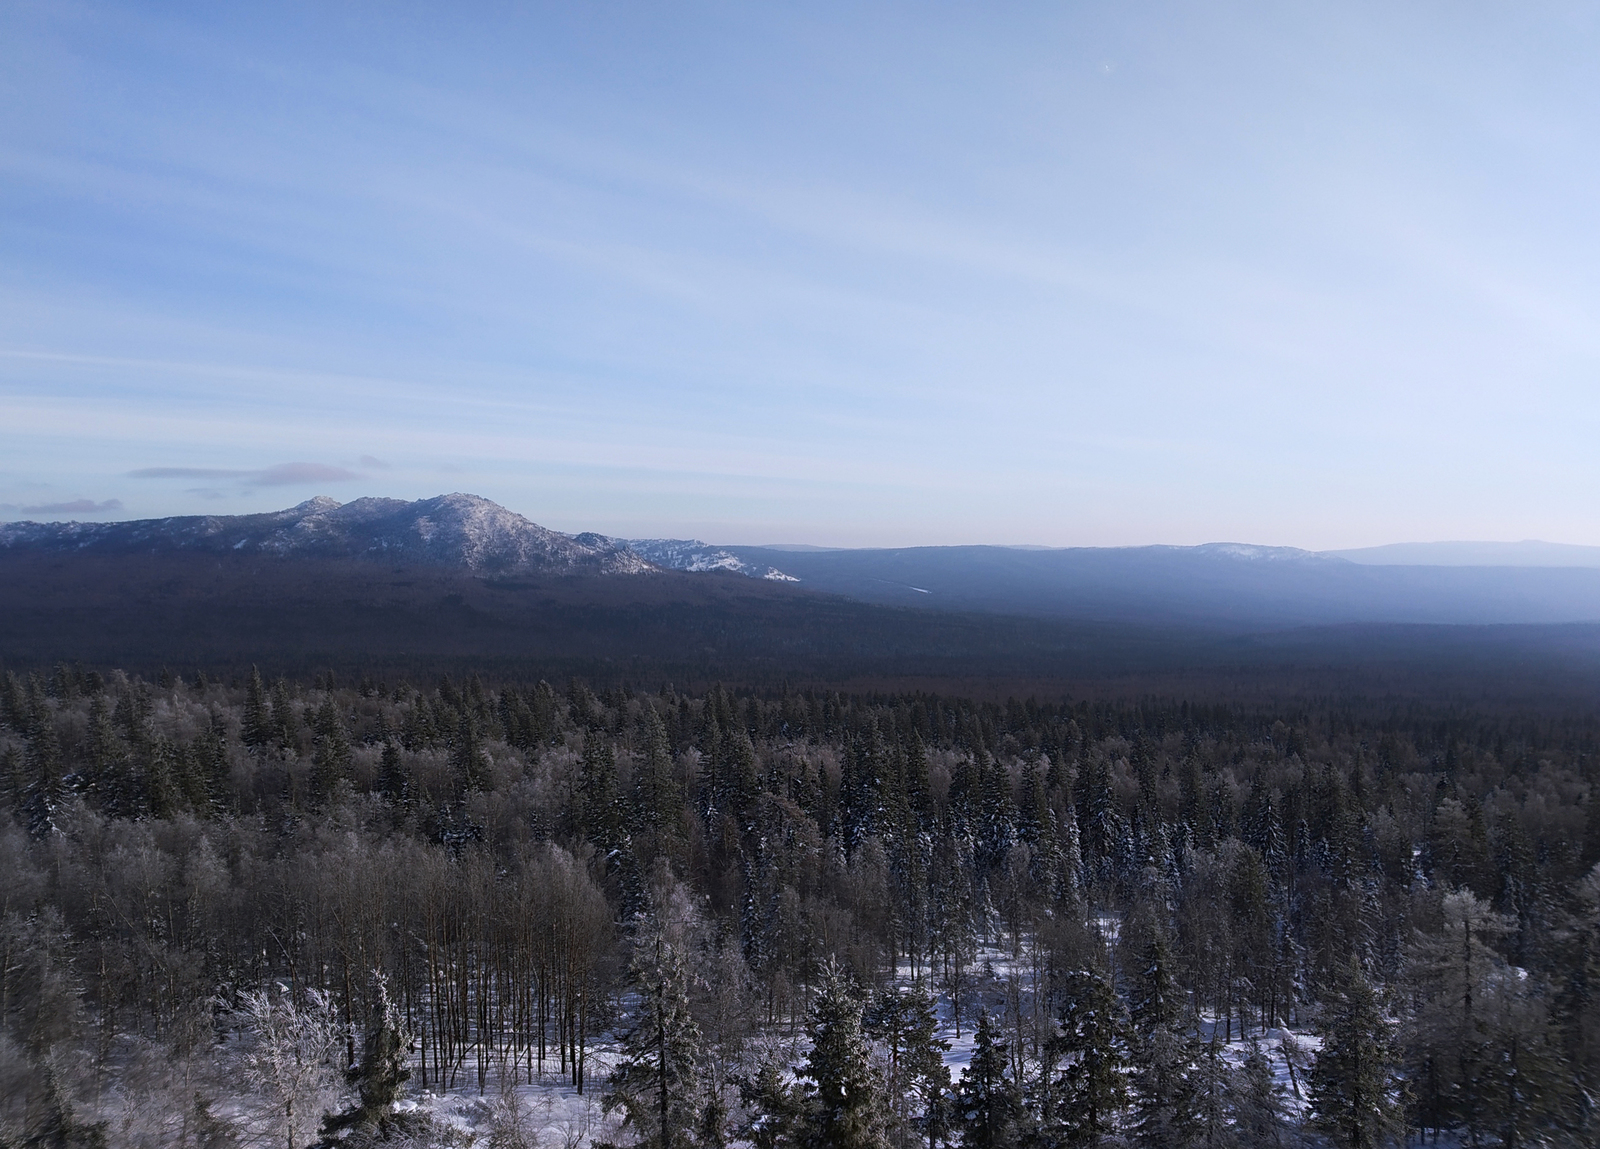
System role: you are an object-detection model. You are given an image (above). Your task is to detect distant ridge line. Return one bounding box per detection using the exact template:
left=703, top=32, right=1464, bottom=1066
left=1329, top=540, right=1600, bottom=568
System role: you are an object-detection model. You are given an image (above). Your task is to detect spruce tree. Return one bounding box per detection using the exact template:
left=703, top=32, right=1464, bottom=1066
left=743, top=1061, right=804, bottom=1149
left=243, top=666, right=271, bottom=748
left=0, top=671, right=24, bottom=731
left=1190, top=1032, right=1232, bottom=1149
left=863, top=987, right=913, bottom=1128
left=143, top=738, right=184, bottom=820
left=377, top=741, right=408, bottom=806
left=320, top=973, right=412, bottom=1139
left=1308, top=959, right=1399, bottom=1149
left=900, top=984, right=952, bottom=1149
left=26, top=1067, right=109, bottom=1148
left=634, top=704, right=682, bottom=840
left=269, top=677, right=299, bottom=749
left=1228, top=846, right=1274, bottom=1030
left=605, top=878, right=705, bottom=1149
left=310, top=697, right=351, bottom=801
left=1128, top=936, right=1200, bottom=1149
left=453, top=712, right=489, bottom=792
left=1047, top=966, right=1131, bottom=1147
left=580, top=735, right=626, bottom=855
left=84, top=694, right=119, bottom=798
left=904, top=733, right=932, bottom=826
left=721, top=727, right=760, bottom=830
left=797, top=959, right=890, bottom=1149
left=1056, top=806, right=1085, bottom=916
left=1553, top=870, right=1600, bottom=1146
left=22, top=713, right=66, bottom=838
left=954, top=1010, right=1021, bottom=1149
left=1229, top=1039, right=1290, bottom=1149
left=196, top=720, right=230, bottom=808
left=1, top=744, right=25, bottom=814
left=697, top=709, right=722, bottom=821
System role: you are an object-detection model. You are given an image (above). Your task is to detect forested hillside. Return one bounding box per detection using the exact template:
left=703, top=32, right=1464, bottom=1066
left=4, top=666, right=1600, bottom=1147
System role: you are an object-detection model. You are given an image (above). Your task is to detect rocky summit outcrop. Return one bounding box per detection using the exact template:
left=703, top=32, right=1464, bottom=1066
left=0, top=493, right=655, bottom=575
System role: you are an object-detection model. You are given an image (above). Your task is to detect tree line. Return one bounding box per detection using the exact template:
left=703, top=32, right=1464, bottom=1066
left=2, top=664, right=1599, bottom=1146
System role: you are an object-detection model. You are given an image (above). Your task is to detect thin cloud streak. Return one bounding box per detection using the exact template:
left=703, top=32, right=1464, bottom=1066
left=129, top=463, right=361, bottom=486
left=4, top=4, right=1600, bottom=545
left=3, top=498, right=125, bottom=516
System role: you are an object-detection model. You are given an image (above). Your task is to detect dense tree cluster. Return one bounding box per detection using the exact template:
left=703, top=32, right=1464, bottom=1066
left=3, top=664, right=1600, bottom=1146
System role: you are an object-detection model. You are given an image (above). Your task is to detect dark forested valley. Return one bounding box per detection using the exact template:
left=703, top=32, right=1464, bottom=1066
left=4, top=665, right=1600, bottom=1147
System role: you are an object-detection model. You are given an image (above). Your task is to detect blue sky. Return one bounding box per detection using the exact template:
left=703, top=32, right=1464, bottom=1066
left=3, top=1, right=1598, bottom=547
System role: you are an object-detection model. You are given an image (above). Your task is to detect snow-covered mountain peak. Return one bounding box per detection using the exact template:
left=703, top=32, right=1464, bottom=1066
left=0, top=494, right=654, bottom=575
left=1191, top=542, right=1341, bottom=563
left=627, top=538, right=798, bottom=581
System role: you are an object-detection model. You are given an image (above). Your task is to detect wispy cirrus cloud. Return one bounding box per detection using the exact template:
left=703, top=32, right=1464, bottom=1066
left=129, top=462, right=361, bottom=485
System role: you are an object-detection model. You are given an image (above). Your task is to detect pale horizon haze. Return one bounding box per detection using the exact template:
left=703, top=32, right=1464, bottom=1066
left=4, top=2, right=1599, bottom=548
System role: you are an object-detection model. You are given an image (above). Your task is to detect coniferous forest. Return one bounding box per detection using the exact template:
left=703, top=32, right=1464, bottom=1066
left=4, top=665, right=1600, bottom=1148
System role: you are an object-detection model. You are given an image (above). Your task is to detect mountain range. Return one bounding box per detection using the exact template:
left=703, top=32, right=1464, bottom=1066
left=701, top=540, right=1600, bottom=626
left=1328, top=540, right=1600, bottom=567
left=0, top=493, right=652, bottom=575
left=8, top=494, right=1600, bottom=698
left=10, top=494, right=1600, bottom=627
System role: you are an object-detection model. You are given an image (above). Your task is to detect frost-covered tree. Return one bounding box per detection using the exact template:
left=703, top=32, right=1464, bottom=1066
left=1404, top=889, right=1568, bottom=1145
left=1553, top=864, right=1600, bottom=1146
left=1403, top=890, right=1508, bottom=1139
left=319, top=972, right=412, bottom=1141
left=233, top=985, right=342, bottom=1149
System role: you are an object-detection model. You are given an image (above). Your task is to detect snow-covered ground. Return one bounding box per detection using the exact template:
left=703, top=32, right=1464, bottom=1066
left=152, top=932, right=1325, bottom=1148
left=925, top=938, right=1322, bottom=1117
left=399, top=1062, right=622, bottom=1148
